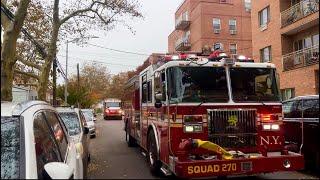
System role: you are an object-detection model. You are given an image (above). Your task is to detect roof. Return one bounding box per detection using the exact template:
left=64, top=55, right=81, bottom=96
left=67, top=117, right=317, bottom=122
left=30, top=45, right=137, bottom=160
left=125, top=75, right=139, bottom=89
left=283, top=95, right=319, bottom=102
left=55, top=106, right=78, bottom=113
left=1, top=100, right=49, bottom=117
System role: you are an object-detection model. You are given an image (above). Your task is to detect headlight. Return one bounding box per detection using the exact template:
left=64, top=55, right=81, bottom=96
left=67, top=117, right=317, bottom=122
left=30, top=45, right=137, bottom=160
left=75, top=142, right=83, bottom=156
left=262, top=124, right=280, bottom=131
left=183, top=124, right=203, bottom=133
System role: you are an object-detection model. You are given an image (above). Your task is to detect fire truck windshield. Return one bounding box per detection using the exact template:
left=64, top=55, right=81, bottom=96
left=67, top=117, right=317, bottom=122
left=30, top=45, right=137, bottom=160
left=106, top=102, right=121, bottom=107
left=230, top=67, right=280, bottom=102
left=167, top=67, right=229, bottom=103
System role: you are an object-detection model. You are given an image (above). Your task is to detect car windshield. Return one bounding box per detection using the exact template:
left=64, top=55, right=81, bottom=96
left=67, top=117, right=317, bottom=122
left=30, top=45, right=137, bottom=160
left=1, top=116, right=21, bottom=179
left=58, top=112, right=81, bottom=136
left=167, top=66, right=229, bottom=103
left=230, top=67, right=280, bottom=102
left=106, top=102, right=120, bottom=107
left=82, top=110, right=94, bottom=122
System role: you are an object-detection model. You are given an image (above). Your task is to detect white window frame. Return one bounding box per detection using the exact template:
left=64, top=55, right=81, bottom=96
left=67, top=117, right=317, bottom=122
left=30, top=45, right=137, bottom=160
left=213, top=18, right=221, bottom=30
left=260, top=46, right=272, bottom=62
left=245, top=0, right=251, bottom=12
left=229, top=44, right=237, bottom=57
left=258, top=6, right=270, bottom=26
left=281, top=88, right=295, bottom=101
left=229, top=19, right=236, bottom=31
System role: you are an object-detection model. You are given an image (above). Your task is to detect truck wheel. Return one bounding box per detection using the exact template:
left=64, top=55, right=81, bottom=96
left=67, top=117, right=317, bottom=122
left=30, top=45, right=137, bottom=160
left=147, top=130, right=162, bottom=176
left=128, top=135, right=136, bottom=147
left=127, top=122, right=136, bottom=147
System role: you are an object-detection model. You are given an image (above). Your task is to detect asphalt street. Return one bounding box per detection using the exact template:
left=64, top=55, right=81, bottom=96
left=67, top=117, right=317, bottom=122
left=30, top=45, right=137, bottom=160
left=87, top=115, right=319, bottom=179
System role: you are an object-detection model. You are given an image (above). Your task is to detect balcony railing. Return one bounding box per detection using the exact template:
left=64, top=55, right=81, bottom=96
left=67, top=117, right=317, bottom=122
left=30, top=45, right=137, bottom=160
left=282, top=45, right=319, bottom=71
left=281, top=0, right=319, bottom=28
left=175, top=14, right=190, bottom=30
left=175, top=37, right=190, bottom=51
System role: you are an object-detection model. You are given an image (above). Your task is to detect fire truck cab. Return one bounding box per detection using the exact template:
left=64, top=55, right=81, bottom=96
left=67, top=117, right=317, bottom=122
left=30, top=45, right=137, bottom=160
left=123, top=53, right=304, bottom=178
left=103, top=98, right=123, bottom=120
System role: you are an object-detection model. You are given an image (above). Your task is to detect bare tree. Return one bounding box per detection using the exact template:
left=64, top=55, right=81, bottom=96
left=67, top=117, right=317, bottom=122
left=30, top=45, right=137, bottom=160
left=1, top=0, right=143, bottom=101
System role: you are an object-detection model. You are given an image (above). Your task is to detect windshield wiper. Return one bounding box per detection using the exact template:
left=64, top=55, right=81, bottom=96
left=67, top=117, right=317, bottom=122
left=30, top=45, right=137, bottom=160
left=190, top=100, right=206, bottom=112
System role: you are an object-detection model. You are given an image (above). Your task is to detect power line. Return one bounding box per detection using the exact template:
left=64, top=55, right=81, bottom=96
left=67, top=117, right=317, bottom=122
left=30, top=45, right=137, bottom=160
left=86, top=43, right=150, bottom=56
left=57, top=54, right=138, bottom=67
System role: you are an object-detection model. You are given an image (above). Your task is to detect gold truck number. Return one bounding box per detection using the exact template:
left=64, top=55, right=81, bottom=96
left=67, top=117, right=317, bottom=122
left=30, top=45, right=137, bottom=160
left=188, top=163, right=237, bottom=174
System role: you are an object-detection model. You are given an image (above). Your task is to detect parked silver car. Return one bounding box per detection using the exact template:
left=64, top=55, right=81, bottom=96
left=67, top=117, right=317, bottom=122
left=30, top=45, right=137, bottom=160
left=82, top=109, right=96, bottom=138
left=55, top=106, right=91, bottom=179
left=1, top=101, right=85, bottom=179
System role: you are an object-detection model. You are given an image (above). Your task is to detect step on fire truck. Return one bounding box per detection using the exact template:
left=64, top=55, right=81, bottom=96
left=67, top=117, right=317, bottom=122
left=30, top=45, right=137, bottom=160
left=123, top=51, right=304, bottom=178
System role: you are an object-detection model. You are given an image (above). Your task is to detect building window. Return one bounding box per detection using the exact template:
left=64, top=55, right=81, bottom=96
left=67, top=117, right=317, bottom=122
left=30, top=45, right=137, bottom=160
left=229, top=19, right=236, bottom=31
left=213, top=18, right=221, bottom=33
left=229, top=44, right=237, bottom=58
left=258, top=6, right=270, bottom=26
left=260, top=46, right=271, bottom=62
left=245, top=0, right=251, bottom=12
left=281, top=88, right=295, bottom=101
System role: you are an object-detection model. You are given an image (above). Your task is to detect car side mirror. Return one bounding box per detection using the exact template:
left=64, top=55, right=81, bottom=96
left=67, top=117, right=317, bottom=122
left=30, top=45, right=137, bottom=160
left=44, top=162, right=74, bottom=179
left=84, top=126, right=89, bottom=134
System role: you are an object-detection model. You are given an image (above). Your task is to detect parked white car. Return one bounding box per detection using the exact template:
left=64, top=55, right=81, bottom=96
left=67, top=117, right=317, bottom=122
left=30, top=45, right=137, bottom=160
left=82, top=109, right=96, bottom=138
left=1, top=101, right=85, bottom=179
left=56, top=106, right=90, bottom=178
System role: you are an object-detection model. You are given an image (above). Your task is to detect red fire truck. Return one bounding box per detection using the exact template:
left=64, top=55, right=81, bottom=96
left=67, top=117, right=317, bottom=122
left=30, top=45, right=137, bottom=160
left=123, top=52, right=304, bottom=178
left=103, top=98, right=123, bottom=120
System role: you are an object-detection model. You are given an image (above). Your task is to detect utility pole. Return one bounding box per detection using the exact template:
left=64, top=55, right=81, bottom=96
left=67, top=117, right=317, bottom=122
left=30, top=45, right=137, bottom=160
left=52, top=58, right=57, bottom=106
left=77, top=63, right=80, bottom=108
left=65, top=40, right=69, bottom=106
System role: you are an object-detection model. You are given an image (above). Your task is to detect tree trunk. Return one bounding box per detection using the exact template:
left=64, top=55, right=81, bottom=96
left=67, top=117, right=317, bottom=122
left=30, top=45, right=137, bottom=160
left=1, top=30, right=19, bottom=101
left=36, top=0, right=60, bottom=101
left=1, top=0, right=31, bottom=101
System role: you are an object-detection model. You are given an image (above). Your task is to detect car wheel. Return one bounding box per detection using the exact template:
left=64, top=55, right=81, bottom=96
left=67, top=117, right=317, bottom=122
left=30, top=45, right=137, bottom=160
left=90, top=134, right=96, bottom=139
left=147, top=130, right=162, bottom=176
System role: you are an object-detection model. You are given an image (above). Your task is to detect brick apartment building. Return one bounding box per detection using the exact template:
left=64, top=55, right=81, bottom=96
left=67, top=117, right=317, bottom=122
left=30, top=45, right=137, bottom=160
left=168, top=0, right=252, bottom=58
left=251, top=0, right=319, bottom=100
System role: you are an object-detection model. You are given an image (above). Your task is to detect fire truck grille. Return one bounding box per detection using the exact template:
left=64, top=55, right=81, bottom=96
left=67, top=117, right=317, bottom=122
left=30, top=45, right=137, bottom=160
left=207, top=109, right=257, bottom=148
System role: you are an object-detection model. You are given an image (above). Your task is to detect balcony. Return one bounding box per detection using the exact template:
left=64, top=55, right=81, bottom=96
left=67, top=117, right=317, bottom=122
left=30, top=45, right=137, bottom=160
left=175, top=37, right=191, bottom=51
left=175, top=14, right=190, bottom=30
left=281, top=0, right=319, bottom=29
left=282, top=45, right=319, bottom=71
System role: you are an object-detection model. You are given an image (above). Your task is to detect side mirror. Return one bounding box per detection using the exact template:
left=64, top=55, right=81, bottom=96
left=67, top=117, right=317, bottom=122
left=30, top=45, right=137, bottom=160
left=44, top=162, right=73, bottom=179
left=84, top=126, right=89, bottom=134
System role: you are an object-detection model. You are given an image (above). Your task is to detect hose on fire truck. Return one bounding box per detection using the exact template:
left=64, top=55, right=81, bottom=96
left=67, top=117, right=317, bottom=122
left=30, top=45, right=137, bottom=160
left=195, top=140, right=233, bottom=159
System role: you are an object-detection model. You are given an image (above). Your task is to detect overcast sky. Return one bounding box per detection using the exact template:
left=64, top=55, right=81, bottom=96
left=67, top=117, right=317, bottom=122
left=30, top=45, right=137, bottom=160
left=57, top=0, right=182, bottom=84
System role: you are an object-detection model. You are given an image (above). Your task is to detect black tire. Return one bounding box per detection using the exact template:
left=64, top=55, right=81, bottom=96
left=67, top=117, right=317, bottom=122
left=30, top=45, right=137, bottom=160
left=128, top=135, right=136, bottom=147
left=90, top=134, right=96, bottom=139
left=147, top=130, right=162, bottom=176
left=88, top=153, right=91, bottom=162
left=127, top=122, right=136, bottom=147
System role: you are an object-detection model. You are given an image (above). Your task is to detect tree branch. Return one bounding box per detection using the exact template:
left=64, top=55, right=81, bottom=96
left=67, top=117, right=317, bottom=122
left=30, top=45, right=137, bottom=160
left=1, top=1, right=11, bottom=30
left=59, top=1, right=99, bottom=25
left=15, top=54, right=43, bottom=70
left=14, top=69, right=40, bottom=80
